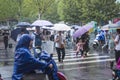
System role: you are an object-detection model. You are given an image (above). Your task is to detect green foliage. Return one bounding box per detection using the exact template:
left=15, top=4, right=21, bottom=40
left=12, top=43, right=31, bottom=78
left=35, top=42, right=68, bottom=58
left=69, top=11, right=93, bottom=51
left=0, top=0, right=18, bottom=21
left=81, top=0, right=120, bottom=25
left=0, top=0, right=120, bottom=25
left=58, top=0, right=83, bottom=24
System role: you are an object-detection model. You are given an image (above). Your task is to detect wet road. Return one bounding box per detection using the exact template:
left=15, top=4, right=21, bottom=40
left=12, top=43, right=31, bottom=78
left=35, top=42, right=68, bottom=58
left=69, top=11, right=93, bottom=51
left=54, top=49, right=114, bottom=80
left=0, top=36, right=115, bottom=80
left=0, top=49, right=115, bottom=80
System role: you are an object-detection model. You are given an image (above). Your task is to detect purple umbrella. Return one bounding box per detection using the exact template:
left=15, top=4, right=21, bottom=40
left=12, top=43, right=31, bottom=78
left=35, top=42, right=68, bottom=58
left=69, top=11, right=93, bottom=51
left=73, top=23, right=93, bottom=38
left=73, top=27, right=87, bottom=38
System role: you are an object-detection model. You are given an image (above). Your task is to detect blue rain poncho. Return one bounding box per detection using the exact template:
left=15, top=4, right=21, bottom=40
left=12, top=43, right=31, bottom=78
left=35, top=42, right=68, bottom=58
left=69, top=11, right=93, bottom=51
left=12, top=34, right=48, bottom=80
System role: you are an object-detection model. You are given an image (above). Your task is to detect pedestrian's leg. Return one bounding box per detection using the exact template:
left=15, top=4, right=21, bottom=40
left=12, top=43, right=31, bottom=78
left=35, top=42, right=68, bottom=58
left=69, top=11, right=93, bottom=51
left=56, top=48, right=61, bottom=62
left=47, top=73, right=54, bottom=80
left=115, top=50, right=120, bottom=63
left=61, top=48, right=65, bottom=61
left=80, top=49, right=84, bottom=57
left=4, top=41, right=8, bottom=50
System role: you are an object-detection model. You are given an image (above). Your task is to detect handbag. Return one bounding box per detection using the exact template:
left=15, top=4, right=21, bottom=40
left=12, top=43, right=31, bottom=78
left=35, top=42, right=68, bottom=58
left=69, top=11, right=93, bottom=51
left=60, top=44, right=64, bottom=48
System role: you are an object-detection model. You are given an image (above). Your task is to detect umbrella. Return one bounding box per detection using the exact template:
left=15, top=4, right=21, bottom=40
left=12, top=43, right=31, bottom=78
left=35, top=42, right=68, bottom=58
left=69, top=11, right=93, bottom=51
left=17, top=22, right=31, bottom=27
left=11, top=28, right=29, bottom=41
left=73, top=27, right=87, bottom=38
left=116, top=21, right=120, bottom=26
left=73, top=22, right=94, bottom=38
left=51, top=23, right=71, bottom=31
left=107, top=23, right=120, bottom=29
left=41, top=26, right=52, bottom=30
left=31, top=20, right=53, bottom=27
left=101, top=24, right=110, bottom=30
left=71, top=25, right=81, bottom=29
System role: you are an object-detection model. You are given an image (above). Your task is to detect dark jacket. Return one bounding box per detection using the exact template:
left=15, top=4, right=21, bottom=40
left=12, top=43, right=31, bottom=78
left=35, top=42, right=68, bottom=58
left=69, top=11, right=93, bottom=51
left=12, top=34, right=48, bottom=80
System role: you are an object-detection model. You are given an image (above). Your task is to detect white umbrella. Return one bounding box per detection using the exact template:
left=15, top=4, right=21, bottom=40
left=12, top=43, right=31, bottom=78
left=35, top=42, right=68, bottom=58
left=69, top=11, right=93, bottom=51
left=108, top=23, right=120, bottom=29
left=101, top=24, right=110, bottom=30
left=51, top=23, right=71, bottom=31
left=41, top=26, right=52, bottom=30
left=101, top=23, right=119, bottom=30
left=31, top=20, right=53, bottom=27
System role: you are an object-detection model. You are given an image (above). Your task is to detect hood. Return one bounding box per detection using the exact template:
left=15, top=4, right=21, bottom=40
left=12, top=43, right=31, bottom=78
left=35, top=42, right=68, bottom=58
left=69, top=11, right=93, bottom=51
left=15, top=34, right=33, bottom=50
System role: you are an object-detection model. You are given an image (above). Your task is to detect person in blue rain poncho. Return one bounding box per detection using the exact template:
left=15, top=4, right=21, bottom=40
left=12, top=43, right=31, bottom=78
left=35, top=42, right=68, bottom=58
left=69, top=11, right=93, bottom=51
left=12, top=34, right=54, bottom=80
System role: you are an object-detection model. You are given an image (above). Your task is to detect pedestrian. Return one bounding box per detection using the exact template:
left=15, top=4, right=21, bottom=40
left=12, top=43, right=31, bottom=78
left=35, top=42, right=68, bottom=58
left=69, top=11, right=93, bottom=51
left=108, top=30, right=115, bottom=53
left=114, top=29, right=120, bottom=63
left=12, top=34, right=53, bottom=80
left=54, top=31, right=65, bottom=63
left=75, top=38, right=85, bottom=57
left=82, top=32, right=90, bottom=56
left=16, top=28, right=27, bottom=42
left=42, top=30, right=54, bottom=57
left=0, top=74, right=3, bottom=80
left=3, top=30, right=9, bottom=50
left=31, top=26, right=44, bottom=58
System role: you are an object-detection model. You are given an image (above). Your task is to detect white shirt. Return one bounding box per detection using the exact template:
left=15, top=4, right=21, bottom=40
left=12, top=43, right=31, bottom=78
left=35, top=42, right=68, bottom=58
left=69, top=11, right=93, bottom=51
left=54, top=34, right=65, bottom=48
left=42, top=40, right=54, bottom=54
left=114, top=35, right=120, bottom=50
left=16, top=34, right=22, bottom=42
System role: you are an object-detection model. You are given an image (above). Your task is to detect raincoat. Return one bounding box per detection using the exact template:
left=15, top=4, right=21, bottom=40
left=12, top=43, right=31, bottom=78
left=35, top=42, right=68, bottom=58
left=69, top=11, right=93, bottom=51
left=12, top=34, right=48, bottom=80
left=39, top=51, right=59, bottom=80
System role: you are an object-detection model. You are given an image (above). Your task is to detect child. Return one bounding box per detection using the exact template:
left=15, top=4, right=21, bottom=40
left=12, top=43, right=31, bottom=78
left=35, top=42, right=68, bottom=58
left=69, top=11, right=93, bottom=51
left=76, top=39, right=85, bottom=57
left=0, top=74, right=3, bottom=80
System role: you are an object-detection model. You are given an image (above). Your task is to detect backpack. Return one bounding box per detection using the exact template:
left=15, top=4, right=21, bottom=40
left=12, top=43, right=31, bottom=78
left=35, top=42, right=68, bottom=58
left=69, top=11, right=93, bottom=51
left=33, top=33, right=42, bottom=47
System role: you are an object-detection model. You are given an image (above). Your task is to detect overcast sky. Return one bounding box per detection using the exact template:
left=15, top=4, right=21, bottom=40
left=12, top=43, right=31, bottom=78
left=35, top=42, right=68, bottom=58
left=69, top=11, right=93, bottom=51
left=116, top=0, right=120, bottom=2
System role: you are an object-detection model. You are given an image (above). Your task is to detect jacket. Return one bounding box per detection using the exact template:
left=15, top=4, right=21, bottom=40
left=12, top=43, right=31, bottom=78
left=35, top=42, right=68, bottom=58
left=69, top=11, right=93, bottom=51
left=12, top=34, right=48, bottom=80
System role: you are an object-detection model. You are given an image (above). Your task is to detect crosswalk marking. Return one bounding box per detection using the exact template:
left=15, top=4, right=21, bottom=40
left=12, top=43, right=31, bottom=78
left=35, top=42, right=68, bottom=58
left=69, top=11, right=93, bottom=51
left=59, top=65, right=100, bottom=71
left=53, top=53, right=98, bottom=59
left=51, top=50, right=115, bottom=71
left=55, top=55, right=110, bottom=63
left=57, top=58, right=115, bottom=66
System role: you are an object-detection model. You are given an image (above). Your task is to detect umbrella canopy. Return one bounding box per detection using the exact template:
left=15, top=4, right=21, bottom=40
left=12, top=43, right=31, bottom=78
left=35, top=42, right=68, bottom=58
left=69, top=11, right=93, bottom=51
left=11, top=28, right=29, bottom=41
left=73, top=27, right=87, bottom=38
left=73, top=22, right=94, bottom=38
left=51, top=23, right=71, bottom=31
left=31, top=20, right=53, bottom=27
left=101, top=24, right=110, bottom=30
left=107, top=23, right=120, bottom=29
left=17, top=22, right=31, bottom=27
left=116, top=21, right=120, bottom=26
left=71, top=25, right=81, bottom=29
left=41, top=26, right=52, bottom=30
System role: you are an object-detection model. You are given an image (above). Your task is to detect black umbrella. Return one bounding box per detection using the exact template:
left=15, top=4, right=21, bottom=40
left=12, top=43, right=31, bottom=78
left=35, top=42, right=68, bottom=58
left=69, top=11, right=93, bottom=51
left=11, top=28, right=29, bottom=41
left=17, top=22, right=31, bottom=27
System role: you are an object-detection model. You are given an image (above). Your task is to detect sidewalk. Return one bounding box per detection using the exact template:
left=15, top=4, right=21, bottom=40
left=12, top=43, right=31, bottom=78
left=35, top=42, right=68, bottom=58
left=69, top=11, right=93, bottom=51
left=0, top=66, right=13, bottom=80
left=0, top=38, right=16, bottom=80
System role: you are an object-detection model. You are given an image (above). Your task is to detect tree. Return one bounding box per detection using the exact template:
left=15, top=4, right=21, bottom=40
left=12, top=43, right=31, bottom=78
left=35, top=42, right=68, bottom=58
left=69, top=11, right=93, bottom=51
left=0, top=0, right=18, bottom=21
left=82, top=0, right=120, bottom=25
left=58, top=0, right=83, bottom=25
left=31, top=0, right=55, bottom=20
left=42, top=0, right=60, bottom=23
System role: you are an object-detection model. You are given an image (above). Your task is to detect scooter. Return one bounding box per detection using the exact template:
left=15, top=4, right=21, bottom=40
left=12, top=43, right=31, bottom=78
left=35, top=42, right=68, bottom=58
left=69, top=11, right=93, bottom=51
left=92, top=39, right=99, bottom=50
left=35, top=49, right=67, bottom=80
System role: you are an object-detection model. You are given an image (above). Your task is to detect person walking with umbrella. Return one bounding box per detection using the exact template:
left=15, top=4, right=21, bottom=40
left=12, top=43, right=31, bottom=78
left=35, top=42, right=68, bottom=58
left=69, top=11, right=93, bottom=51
left=54, top=31, right=66, bottom=63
